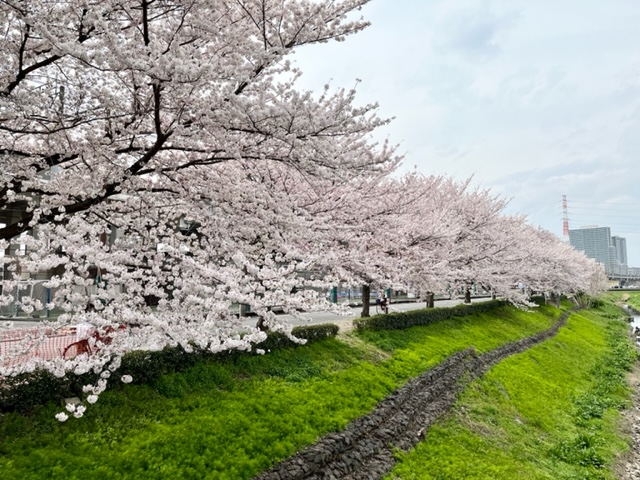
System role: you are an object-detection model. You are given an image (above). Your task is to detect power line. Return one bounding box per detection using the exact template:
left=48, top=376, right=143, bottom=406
left=568, top=214, right=640, bottom=222
left=568, top=206, right=640, bottom=213
left=569, top=218, right=640, bottom=225
left=569, top=200, right=640, bottom=207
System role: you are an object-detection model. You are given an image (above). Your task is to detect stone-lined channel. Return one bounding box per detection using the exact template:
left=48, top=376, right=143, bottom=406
left=254, top=309, right=576, bottom=480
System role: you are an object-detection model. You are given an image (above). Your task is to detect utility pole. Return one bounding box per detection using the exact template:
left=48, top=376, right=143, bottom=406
left=59, top=85, right=65, bottom=115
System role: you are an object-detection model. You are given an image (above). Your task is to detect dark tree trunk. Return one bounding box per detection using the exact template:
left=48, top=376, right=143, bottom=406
left=426, top=292, right=435, bottom=308
left=464, top=287, right=471, bottom=304
left=256, top=316, right=267, bottom=331
left=361, top=284, right=371, bottom=317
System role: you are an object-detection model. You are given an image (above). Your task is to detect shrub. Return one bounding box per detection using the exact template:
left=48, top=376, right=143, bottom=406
left=529, top=295, right=546, bottom=306
left=550, top=434, right=606, bottom=469
left=257, top=323, right=339, bottom=352
left=0, top=370, right=70, bottom=413
left=353, top=300, right=508, bottom=332
left=574, top=392, right=609, bottom=420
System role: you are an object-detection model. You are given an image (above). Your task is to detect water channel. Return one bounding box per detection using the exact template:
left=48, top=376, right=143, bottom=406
left=624, top=304, right=640, bottom=337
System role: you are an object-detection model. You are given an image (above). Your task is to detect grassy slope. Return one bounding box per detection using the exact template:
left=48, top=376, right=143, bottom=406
left=386, top=300, right=636, bottom=480
left=619, top=291, right=640, bottom=311
left=601, top=290, right=640, bottom=311
left=0, top=305, right=558, bottom=480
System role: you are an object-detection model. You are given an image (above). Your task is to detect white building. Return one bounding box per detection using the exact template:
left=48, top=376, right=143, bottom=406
left=569, top=227, right=628, bottom=276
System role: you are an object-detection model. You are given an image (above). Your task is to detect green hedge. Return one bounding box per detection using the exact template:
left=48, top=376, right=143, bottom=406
left=259, top=323, right=340, bottom=352
left=0, top=323, right=339, bottom=414
left=352, top=300, right=509, bottom=332
left=0, top=369, right=95, bottom=415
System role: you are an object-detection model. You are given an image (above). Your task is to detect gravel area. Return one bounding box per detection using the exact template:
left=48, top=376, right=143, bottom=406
left=618, top=362, right=640, bottom=480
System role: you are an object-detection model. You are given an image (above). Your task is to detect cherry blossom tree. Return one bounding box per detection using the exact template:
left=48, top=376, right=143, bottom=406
left=392, top=184, right=606, bottom=307
left=512, top=226, right=609, bottom=305
left=0, top=0, right=402, bottom=410
left=397, top=180, right=509, bottom=303
left=291, top=171, right=463, bottom=316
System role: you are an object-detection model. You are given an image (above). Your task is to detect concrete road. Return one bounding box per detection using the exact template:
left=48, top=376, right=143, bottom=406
left=240, top=297, right=492, bottom=331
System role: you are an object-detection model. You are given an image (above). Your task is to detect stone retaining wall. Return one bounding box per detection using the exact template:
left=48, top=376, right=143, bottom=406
left=254, top=308, right=576, bottom=480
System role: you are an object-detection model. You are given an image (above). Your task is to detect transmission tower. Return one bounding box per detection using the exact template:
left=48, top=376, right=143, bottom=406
left=562, top=195, right=570, bottom=241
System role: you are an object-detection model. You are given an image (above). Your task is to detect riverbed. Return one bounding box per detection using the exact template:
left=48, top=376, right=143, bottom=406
left=620, top=309, right=640, bottom=479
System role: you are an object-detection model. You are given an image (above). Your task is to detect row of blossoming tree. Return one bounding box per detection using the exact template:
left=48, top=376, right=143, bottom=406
left=0, top=0, right=606, bottom=418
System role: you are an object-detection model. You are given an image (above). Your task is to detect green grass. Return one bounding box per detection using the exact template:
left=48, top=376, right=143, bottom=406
left=386, top=301, right=636, bottom=480
left=622, top=292, right=640, bottom=312
left=0, top=304, right=561, bottom=480
left=602, top=290, right=640, bottom=311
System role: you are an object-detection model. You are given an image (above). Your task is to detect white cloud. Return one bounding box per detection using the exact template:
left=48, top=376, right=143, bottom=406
left=292, top=0, right=640, bottom=265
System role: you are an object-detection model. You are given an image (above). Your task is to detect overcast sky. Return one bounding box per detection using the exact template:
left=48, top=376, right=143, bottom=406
left=293, top=0, right=640, bottom=266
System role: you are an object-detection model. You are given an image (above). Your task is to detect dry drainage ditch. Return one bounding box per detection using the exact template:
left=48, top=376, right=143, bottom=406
left=254, top=308, right=577, bottom=480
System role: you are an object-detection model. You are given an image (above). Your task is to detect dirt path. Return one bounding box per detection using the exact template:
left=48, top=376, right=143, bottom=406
left=254, top=309, right=574, bottom=480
